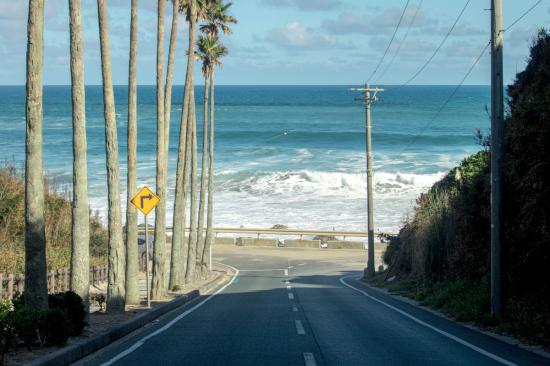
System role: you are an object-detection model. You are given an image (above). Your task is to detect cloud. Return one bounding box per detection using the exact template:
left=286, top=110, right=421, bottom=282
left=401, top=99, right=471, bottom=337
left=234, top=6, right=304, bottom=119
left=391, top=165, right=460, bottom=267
left=259, top=0, right=341, bottom=11
left=322, top=8, right=437, bottom=35
left=264, top=21, right=355, bottom=51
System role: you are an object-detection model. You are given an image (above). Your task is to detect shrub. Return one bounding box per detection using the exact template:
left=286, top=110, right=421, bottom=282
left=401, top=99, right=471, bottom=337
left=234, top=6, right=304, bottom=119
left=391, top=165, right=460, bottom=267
left=48, top=291, right=86, bottom=336
left=39, top=309, right=69, bottom=346
left=9, top=306, right=40, bottom=351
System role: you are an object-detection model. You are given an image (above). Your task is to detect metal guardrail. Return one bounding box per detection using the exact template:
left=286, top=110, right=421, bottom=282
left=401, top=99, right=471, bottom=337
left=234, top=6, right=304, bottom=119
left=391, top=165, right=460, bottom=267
left=137, top=226, right=393, bottom=240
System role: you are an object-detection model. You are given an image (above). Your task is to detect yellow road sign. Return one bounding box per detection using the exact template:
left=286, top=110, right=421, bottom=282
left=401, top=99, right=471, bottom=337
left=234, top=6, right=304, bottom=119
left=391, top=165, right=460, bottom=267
left=131, top=186, right=160, bottom=216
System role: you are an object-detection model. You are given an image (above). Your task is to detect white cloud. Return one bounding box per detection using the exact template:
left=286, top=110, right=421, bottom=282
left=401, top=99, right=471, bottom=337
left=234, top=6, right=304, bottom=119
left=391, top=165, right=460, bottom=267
left=264, top=21, right=355, bottom=51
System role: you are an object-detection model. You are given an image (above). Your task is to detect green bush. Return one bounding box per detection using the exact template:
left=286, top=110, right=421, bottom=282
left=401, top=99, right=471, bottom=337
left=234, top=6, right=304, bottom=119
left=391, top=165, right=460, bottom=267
left=0, top=300, right=14, bottom=365
left=39, top=309, right=69, bottom=346
left=383, top=29, right=550, bottom=346
left=9, top=306, right=40, bottom=351
left=48, top=291, right=86, bottom=336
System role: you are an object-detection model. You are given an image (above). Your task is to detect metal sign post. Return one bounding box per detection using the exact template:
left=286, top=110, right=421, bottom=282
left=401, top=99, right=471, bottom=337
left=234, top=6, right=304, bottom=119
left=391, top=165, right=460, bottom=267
left=144, top=214, right=151, bottom=308
left=130, top=186, right=160, bottom=309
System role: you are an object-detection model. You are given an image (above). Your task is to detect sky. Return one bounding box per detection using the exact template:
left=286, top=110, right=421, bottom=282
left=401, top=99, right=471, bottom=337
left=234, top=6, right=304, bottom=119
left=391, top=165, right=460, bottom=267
left=0, top=0, right=549, bottom=85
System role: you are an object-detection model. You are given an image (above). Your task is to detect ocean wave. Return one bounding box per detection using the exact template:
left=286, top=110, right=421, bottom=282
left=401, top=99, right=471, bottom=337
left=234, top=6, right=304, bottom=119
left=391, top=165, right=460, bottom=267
left=218, top=170, right=445, bottom=198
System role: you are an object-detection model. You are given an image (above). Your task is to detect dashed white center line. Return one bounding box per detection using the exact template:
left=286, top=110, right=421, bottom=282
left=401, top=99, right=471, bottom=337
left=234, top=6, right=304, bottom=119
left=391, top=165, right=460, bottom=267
left=284, top=269, right=289, bottom=276
left=303, top=353, right=317, bottom=366
left=288, top=293, right=294, bottom=300
left=292, top=305, right=298, bottom=312
left=295, top=320, right=305, bottom=335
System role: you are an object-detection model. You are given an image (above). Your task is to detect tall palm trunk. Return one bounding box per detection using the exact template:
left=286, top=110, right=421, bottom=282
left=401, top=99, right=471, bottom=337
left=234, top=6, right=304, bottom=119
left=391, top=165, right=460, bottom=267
left=202, top=71, right=215, bottom=274
left=68, top=0, right=90, bottom=309
left=97, top=0, right=125, bottom=312
left=164, top=0, right=179, bottom=148
left=152, top=0, right=167, bottom=299
left=125, top=0, right=139, bottom=306
left=185, top=87, right=199, bottom=284
left=25, top=0, right=48, bottom=311
left=170, top=1, right=196, bottom=290
left=196, top=73, right=209, bottom=278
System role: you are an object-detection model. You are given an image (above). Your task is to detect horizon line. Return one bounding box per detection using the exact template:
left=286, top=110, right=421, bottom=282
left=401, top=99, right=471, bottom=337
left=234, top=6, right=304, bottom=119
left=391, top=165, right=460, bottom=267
left=0, top=83, right=492, bottom=87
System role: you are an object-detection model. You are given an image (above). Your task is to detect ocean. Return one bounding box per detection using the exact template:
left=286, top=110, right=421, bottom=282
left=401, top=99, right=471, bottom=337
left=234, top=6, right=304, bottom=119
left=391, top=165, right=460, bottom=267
left=0, top=85, right=489, bottom=233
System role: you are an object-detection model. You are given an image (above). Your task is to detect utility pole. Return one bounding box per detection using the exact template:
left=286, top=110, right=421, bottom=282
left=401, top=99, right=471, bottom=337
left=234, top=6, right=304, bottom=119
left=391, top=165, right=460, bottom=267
left=350, top=83, right=384, bottom=278
left=490, top=0, right=504, bottom=318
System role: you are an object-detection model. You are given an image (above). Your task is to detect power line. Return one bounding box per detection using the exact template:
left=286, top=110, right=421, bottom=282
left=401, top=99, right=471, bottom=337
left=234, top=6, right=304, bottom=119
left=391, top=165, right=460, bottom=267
left=503, top=0, right=543, bottom=32
left=376, top=0, right=424, bottom=85
left=366, top=0, right=411, bottom=83
left=396, top=0, right=544, bottom=154
left=398, top=40, right=491, bottom=155
left=400, top=0, right=471, bottom=86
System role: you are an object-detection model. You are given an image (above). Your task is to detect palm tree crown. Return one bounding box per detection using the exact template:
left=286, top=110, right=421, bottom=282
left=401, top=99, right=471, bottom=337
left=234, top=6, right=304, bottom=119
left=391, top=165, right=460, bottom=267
left=196, top=34, right=228, bottom=77
left=200, top=0, right=237, bottom=37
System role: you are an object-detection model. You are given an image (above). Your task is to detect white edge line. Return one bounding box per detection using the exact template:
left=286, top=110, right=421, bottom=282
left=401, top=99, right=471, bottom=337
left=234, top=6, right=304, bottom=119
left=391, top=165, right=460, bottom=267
left=295, top=320, right=306, bottom=335
left=303, top=352, right=317, bottom=366
left=339, top=276, right=517, bottom=366
left=288, top=293, right=294, bottom=300
left=101, top=266, right=240, bottom=366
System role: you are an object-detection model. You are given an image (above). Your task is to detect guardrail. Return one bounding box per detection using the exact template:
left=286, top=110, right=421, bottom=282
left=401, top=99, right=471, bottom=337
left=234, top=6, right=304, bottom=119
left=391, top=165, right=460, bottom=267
left=137, top=226, right=393, bottom=241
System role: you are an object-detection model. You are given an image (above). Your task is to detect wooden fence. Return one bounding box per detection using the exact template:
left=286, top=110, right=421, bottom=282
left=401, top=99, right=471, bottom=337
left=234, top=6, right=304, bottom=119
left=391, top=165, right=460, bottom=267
left=0, top=265, right=107, bottom=301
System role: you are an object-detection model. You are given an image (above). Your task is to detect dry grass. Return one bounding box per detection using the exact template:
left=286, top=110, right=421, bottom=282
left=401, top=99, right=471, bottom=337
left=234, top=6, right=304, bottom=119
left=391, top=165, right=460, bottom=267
left=0, top=166, right=107, bottom=274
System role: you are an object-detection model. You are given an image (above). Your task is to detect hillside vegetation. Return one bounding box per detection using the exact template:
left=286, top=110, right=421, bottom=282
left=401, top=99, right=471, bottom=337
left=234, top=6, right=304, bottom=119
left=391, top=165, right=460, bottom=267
left=0, top=167, right=107, bottom=274
left=381, top=29, right=550, bottom=345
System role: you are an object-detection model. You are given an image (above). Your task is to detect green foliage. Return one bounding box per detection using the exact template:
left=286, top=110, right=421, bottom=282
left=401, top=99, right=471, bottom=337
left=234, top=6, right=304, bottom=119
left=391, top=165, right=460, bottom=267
left=384, top=29, right=550, bottom=346
left=39, top=309, right=69, bottom=346
left=48, top=291, right=86, bottom=336
left=0, top=166, right=108, bottom=273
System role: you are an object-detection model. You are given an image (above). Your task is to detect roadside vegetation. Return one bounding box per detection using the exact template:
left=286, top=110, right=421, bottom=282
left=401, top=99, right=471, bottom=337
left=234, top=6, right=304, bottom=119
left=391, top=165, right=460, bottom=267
left=377, top=29, right=550, bottom=347
left=0, top=166, right=107, bottom=274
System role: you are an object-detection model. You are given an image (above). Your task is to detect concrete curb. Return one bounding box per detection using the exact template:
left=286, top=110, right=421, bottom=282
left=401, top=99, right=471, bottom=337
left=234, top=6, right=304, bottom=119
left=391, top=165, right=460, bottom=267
left=31, top=269, right=231, bottom=366
left=359, top=278, right=550, bottom=360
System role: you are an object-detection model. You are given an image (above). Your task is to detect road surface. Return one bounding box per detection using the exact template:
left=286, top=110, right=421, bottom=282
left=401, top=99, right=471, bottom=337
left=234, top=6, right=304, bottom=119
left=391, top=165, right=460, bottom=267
left=76, top=246, right=550, bottom=366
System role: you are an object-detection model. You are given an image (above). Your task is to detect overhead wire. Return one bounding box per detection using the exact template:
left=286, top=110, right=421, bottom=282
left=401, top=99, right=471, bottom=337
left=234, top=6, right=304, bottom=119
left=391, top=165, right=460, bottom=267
left=376, top=0, right=424, bottom=85
left=366, top=0, right=411, bottom=84
left=399, top=0, right=472, bottom=87
left=396, top=0, right=546, bottom=154
left=398, top=41, right=491, bottom=155
left=503, top=0, right=543, bottom=32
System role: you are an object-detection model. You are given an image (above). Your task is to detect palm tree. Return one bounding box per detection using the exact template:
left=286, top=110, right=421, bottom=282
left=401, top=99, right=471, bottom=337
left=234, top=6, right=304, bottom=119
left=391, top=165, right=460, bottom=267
left=185, top=93, right=199, bottom=283
left=170, top=0, right=197, bottom=290
left=200, top=0, right=236, bottom=37
left=195, top=36, right=211, bottom=279
left=97, top=0, right=125, bottom=311
left=68, top=0, right=90, bottom=310
left=164, top=0, right=179, bottom=146
left=197, top=35, right=227, bottom=277
left=152, top=0, right=168, bottom=299
left=125, top=0, right=139, bottom=306
left=25, top=0, right=48, bottom=311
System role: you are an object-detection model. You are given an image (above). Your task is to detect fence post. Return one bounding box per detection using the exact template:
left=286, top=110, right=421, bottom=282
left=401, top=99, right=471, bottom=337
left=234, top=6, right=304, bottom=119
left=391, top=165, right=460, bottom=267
left=16, top=274, right=24, bottom=296
left=64, top=269, right=69, bottom=291
left=7, top=274, right=14, bottom=301
left=50, top=270, right=56, bottom=293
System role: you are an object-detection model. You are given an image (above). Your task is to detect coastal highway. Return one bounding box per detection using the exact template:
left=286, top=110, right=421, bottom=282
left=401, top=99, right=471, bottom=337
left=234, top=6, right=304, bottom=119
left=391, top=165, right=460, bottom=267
left=76, top=247, right=550, bottom=366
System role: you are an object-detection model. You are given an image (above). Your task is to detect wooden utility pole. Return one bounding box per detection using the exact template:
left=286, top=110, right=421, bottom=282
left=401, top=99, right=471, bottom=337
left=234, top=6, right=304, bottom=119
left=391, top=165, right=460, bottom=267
left=351, top=84, right=384, bottom=278
left=490, top=0, right=504, bottom=318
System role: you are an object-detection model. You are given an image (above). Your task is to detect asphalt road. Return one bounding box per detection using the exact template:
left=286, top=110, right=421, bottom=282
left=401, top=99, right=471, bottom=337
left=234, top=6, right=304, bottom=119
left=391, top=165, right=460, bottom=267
left=76, top=246, right=550, bottom=366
